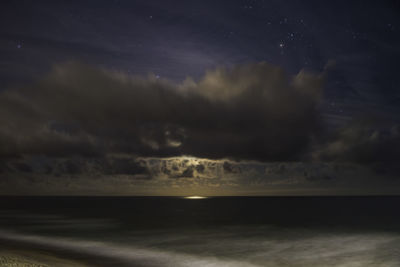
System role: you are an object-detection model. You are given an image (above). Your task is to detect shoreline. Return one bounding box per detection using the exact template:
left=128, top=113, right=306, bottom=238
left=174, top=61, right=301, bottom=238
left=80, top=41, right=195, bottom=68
left=0, top=237, right=141, bottom=267
left=0, top=249, right=87, bottom=267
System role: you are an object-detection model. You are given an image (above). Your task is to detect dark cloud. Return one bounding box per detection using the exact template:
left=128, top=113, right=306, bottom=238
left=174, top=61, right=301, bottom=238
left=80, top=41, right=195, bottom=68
left=12, top=162, right=32, bottom=173
left=1, top=155, right=399, bottom=195
left=103, top=158, right=149, bottom=176
left=0, top=156, right=150, bottom=178
left=0, top=61, right=324, bottom=161
left=313, top=119, right=400, bottom=165
left=223, top=161, right=242, bottom=174
left=173, top=166, right=195, bottom=178
left=194, top=164, right=205, bottom=173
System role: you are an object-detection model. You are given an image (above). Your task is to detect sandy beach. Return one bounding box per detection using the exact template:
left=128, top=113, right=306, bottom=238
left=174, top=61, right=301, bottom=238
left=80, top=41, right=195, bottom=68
left=0, top=249, right=88, bottom=267
left=0, top=235, right=143, bottom=267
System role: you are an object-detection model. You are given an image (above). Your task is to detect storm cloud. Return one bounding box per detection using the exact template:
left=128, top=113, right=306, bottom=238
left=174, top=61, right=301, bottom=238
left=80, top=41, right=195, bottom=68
left=0, top=61, right=324, bottom=161
left=1, top=155, right=398, bottom=196
left=312, top=118, right=400, bottom=174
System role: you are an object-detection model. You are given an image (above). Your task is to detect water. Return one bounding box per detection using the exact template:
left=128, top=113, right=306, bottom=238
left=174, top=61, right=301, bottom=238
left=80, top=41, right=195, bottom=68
left=0, top=196, right=400, bottom=266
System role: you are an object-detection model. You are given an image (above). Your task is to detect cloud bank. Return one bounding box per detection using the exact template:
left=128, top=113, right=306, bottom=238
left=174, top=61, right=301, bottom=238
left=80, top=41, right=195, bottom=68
left=0, top=61, right=323, bottom=161
left=1, top=61, right=399, bottom=195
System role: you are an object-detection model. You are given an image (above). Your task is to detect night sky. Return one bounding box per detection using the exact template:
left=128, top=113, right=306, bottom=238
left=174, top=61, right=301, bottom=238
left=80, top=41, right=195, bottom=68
left=1, top=0, right=400, bottom=195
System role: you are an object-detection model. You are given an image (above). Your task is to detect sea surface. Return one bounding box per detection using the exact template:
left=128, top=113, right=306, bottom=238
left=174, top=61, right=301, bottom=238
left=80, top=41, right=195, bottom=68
left=0, top=196, right=399, bottom=266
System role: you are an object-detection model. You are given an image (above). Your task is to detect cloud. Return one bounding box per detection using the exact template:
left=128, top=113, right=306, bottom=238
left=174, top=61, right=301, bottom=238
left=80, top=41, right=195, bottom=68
left=2, top=155, right=399, bottom=196
left=0, top=61, right=324, bottom=161
left=2, top=60, right=400, bottom=195
left=312, top=118, right=400, bottom=171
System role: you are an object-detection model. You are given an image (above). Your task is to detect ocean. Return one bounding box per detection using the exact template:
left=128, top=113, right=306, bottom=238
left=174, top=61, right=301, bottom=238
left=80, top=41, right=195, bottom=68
left=0, top=196, right=399, bottom=266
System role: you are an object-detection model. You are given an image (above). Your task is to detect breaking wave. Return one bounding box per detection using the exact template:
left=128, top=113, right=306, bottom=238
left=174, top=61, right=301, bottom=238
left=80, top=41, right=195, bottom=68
left=1, top=228, right=400, bottom=267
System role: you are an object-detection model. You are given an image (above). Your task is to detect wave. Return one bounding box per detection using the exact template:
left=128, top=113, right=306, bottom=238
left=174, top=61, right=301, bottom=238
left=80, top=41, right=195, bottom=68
left=1, top=226, right=400, bottom=266
left=0, top=230, right=258, bottom=267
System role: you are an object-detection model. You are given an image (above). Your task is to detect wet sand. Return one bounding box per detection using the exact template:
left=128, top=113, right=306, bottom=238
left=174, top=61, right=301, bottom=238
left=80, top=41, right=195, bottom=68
left=0, top=249, right=88, bottom=267
left=0, top=237, right=148, bottom=267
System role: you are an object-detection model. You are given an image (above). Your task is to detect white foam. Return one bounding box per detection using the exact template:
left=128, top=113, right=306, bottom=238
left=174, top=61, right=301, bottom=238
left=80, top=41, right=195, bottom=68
left=0, top=230, right=259, bottom=267
left=1, top=228, right=400, bottom=267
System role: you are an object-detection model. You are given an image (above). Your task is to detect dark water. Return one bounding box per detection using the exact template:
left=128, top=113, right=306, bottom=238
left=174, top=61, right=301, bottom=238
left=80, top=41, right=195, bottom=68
left=1, top=196, right=400, bottom=266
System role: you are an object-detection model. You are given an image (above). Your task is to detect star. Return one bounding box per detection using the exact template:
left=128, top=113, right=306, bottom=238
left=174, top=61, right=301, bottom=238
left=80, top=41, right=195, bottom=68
left=279, top=43, right=284, bottom=48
